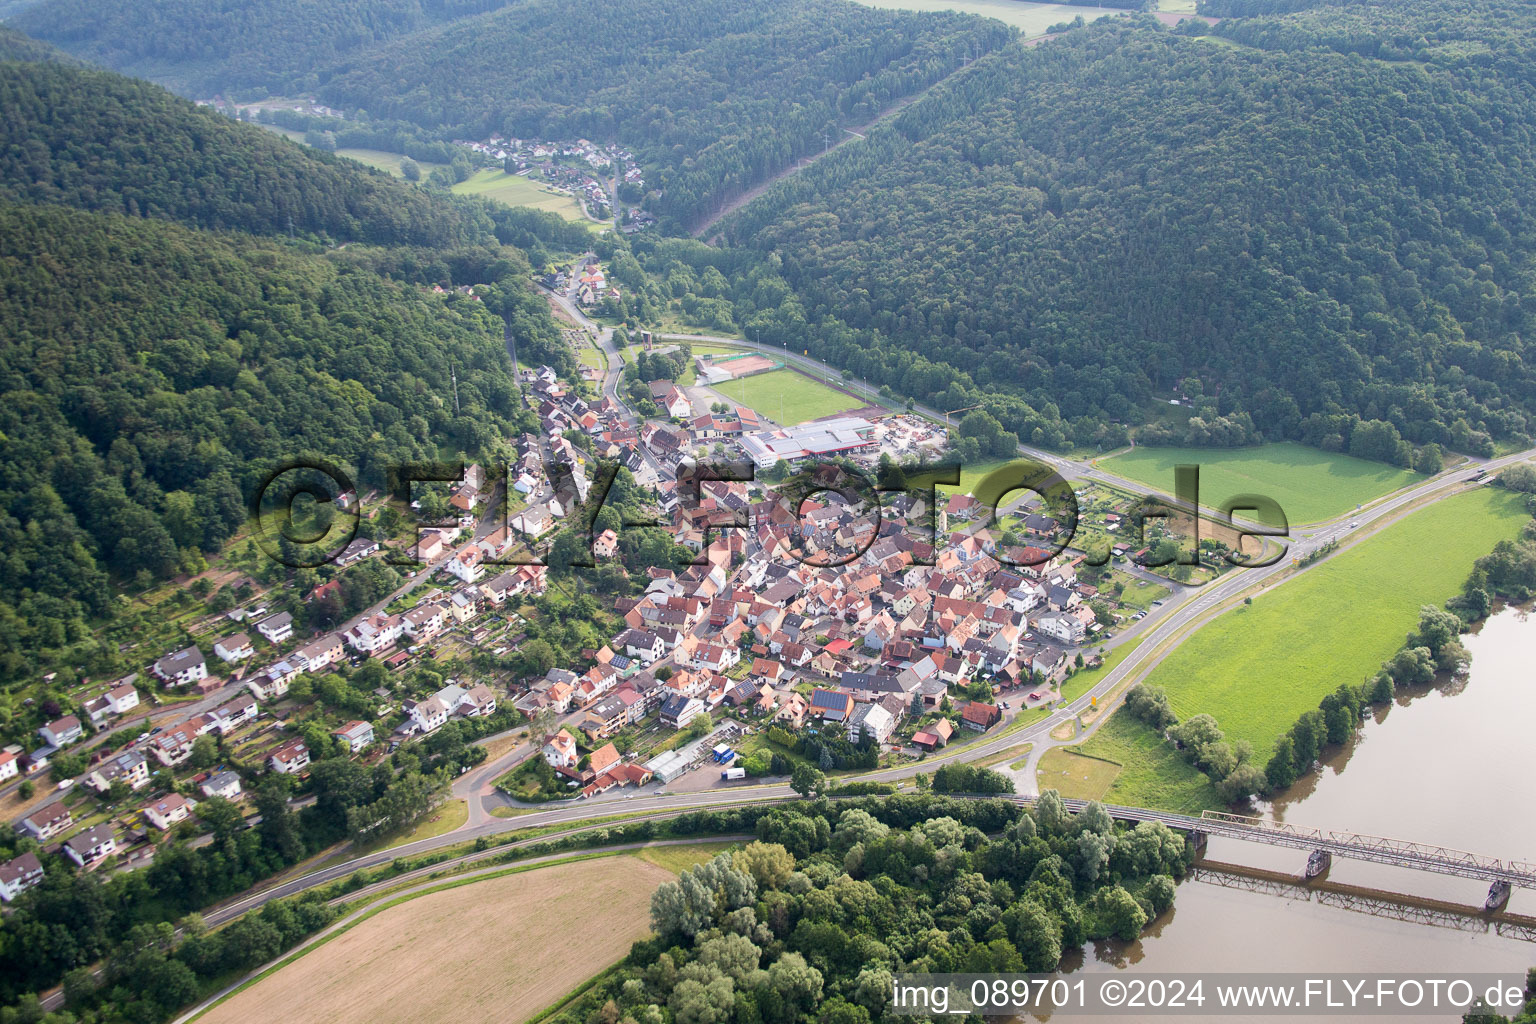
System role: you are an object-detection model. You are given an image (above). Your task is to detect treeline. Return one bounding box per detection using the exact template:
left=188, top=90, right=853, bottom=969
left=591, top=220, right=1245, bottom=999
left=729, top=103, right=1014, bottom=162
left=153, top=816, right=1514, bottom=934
left=718, top=13, right=1536, bottom=457
left=11, top=0, right=516, bottom=96
left=313, top=0, right=1012, bottom=227
left=544, top=794, right=1188, bottom=1024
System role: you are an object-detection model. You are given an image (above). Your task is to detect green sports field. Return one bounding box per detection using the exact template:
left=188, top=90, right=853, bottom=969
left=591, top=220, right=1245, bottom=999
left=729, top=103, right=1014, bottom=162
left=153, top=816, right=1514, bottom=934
left=450, top=169, right=593, bottom=224
left=1140, top=486, right=1529, bottom=761
left=1100, top=442, right=1421, bottom=525
left=709, top=369, right=863, bottom=426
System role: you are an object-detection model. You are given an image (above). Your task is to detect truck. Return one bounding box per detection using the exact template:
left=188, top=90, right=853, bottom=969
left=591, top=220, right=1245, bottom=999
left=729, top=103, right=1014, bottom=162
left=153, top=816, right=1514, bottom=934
left=712, top=745, right=734, bottom=764
left=711, top=744, right=731, bottom=762
left=721, top=767, right=747, bottom=781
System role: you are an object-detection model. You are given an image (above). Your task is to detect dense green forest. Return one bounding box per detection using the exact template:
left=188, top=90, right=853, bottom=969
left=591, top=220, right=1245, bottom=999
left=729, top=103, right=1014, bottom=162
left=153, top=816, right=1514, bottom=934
left=0, top=201, right=563, bottom=682
left=10, top=0, right=516, bottom=96
left=0, top=62, right=489, bottom=247
left=316, top=0, right=1011, bottom=228
left=13, top=0, right=1012, bottom=231
left=0, top=52, right=590, bottom=684
left=552, top=794, right=1190, bottom=1024
left=709, top=8, right=1536, bottom=457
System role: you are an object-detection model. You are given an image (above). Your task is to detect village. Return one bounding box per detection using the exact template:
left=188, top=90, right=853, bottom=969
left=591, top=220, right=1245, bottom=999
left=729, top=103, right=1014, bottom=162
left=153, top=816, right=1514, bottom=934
left=0, top=273, right=1219, bottom=902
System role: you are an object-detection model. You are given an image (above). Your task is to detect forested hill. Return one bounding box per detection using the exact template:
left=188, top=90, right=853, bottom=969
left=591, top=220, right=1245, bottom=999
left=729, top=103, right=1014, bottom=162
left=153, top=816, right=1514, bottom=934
left=0, top=61, right=485, bottom=247
left=720, top=7, right=1536, bottom=457
left=0, top=201, right=558, bottom=682
left=0, top=24, right=71, bottom=63
left=284, top=0, right=1009, bottom=229
left=10, top=0, right=516, bottom=96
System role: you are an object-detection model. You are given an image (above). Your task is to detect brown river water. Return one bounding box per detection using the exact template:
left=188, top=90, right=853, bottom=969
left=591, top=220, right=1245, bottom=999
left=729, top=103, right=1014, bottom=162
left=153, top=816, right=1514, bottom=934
left=1043, top=604, right=1536, bottom=1021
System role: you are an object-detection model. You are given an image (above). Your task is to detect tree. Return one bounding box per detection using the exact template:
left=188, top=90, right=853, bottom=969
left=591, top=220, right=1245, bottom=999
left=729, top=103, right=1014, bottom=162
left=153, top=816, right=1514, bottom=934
left=1265, top=735, right=1299, bottom=789
left=50, top=751, right=87, bottom=782
left=789, top=762, right=825, bottom=799
left=732, top=842, right=794, bottom=890
left=188, top=733, right=218, bottom=770
left=400, top=157, right=421, bottom=182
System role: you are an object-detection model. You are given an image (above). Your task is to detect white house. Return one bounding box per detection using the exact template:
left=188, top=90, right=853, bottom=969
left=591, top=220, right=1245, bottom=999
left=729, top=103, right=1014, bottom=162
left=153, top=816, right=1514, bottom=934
left=209, top=695, right=258, bottom=733
left=37, top=716, right=82, bottom=748
left=269, top=739, right=310, bottom=774
left=407, top=695, right=449, bottom=733
left=63, top=824, right=117, bottom=869
left=1034, top=611, right=1085, bottom=646
left=0, top=852, right=44, bottom=902
left=445, top=545, right=486, bottom=584
left=153, top=646, right=208, bottom=687
left=256, top=611, right=294, bottom=645
left=332, top=720, right=375, bottom=752
left=19, top=803, right=72, bottom=840
left=345, top=614, right=405, bottom=655
left=201, top=771, right=243, bottom=800
left=87, top=750, right=150, bottom=793
left=144, top=793, right=192, bottom=831
left=0, top=750, right=17, bottom=783
left=404, top=603, right=449, bottom=641
left=214, top=633, right=254, bottom=664
left=542, top=729, right=578, bottom=768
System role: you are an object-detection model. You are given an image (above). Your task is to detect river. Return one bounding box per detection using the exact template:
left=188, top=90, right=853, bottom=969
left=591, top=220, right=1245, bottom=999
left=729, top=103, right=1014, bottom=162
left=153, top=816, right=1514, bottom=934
left=1051, top=604, right=1536, bottom=1021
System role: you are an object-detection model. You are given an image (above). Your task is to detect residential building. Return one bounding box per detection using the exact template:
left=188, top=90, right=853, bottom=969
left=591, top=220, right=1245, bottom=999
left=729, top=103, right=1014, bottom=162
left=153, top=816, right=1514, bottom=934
left=18, top=803, right=72, bottom=841
left=407, top=695, right=448, bottom=733
left=210, top=695, right=258, bottom=734
left=809, top=689, right=855, bottom=723
left=345, top=614, right=405, bottom=655
left=214, top=633, right=255, bottom=663
left=256, top=611, right=294, bottom=644
left=960, top=702, right=1002, bottom=733
left=0, top=750, right=16, bottom=783
left=149, top=721, right=201, bottom=767
left=63, top=824, right=117, bottom=869
left=144, top=793, right=192, bottom=831
left=153, top=646, right=208, bottom=686
left=849, top=703, right=896, bottom=745
left=0, top=852, right=44, bottom=902
left=659, top=694, right=705, bottom=730
left=543, top=729, right=579, bottom=768
left=37, top=715, right=82, bottom=748
left=87, top=750, right=150, bottom=793
left=201, top=771, right=243, bottom=800
left=269, top=739, right=310, bottom=774
left=293, top=634, right=345, bottom=672
left=333, top=720, right=375, bottom=752
left=404, top=603, right=449, bottom=641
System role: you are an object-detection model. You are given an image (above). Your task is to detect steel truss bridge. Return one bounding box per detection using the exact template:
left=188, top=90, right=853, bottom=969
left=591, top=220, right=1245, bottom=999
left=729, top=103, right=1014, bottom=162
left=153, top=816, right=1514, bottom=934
left=1016, top=797, right=1535, bottom=906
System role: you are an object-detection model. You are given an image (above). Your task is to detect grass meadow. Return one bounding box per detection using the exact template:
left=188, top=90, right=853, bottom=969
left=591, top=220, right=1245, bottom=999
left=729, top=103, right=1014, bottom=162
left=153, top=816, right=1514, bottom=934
left=1100, top=442, right=1421, bottom=525
left=450, top=169, right=593, bottom=223
left=1140, top=486, right=1530, bottom=761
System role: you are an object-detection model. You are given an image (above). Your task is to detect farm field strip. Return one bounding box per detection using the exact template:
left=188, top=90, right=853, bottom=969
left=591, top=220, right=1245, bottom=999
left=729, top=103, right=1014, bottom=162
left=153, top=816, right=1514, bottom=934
left=450, top=169, right=594, bottom=224
left=196, top=856, right=675, bottom=1024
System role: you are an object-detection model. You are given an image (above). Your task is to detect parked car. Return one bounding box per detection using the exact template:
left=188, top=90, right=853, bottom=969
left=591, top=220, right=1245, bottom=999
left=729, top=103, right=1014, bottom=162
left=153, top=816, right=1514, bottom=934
left=1029, top=691, right=1043, bottom=700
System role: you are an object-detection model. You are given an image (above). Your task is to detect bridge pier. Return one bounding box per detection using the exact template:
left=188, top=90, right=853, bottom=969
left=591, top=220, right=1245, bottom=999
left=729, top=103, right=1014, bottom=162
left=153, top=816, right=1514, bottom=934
left=1486, top=881, right=1512, bottom=912
left=1187, top=830, right=1208, bottom=861
left=1305, top=850, right=1332, bottom=879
